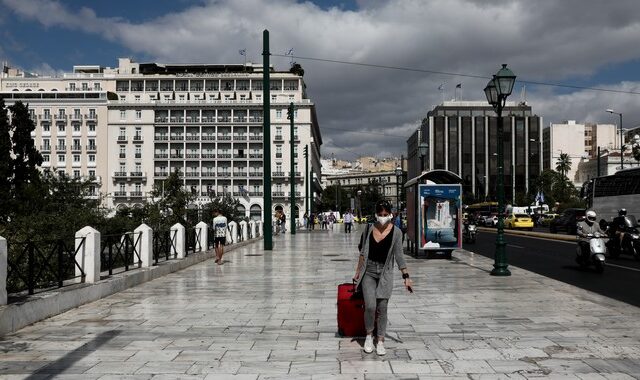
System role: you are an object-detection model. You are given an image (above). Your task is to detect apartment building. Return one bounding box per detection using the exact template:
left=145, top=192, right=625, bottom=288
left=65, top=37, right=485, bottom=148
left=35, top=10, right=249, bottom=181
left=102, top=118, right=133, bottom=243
left=543, top=120, right=617, bottom=186
left=0, top=67, right=110, bottom=198
left=0, top=58, right=323, bottom=222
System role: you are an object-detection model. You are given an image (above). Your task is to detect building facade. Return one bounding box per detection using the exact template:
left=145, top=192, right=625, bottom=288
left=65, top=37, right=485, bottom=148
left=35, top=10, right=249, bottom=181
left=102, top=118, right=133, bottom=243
left=408, top=101, right=545, bottom=203
left=0, top=58, right=323, bottom=222
left=543, top=120, right=618, bottom=186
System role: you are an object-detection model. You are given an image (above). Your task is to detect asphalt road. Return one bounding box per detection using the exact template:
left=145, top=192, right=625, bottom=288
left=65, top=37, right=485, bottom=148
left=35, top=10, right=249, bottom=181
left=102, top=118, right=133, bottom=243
left=465, top=229, right=640, bottom=307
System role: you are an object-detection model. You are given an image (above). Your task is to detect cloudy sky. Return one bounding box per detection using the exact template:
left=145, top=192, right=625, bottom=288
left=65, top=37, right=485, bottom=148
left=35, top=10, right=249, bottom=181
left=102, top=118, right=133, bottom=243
left=1, top=0, right=640, bottom=160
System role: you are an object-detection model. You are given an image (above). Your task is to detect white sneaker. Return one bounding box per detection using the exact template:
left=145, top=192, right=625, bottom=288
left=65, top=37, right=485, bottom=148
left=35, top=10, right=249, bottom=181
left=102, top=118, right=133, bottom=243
left=376, top=341, right=386, bottom=356
left=363, top=335, right=374, bottom=353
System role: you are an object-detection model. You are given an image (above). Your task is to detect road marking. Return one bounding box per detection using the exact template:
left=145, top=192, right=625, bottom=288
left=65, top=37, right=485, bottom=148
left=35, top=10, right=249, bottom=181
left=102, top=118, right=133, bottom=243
left=606, top=263, right=640, bottom=273
left=507, top=244, right=525, bottom=249
left=481, top=229, right=575, bottom=244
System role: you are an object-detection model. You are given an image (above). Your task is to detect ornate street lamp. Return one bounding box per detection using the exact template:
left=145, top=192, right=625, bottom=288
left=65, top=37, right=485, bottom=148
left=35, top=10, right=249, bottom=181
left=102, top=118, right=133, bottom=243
left=484, top=64, right=516, bottom=277
left=395, top=166, right=403, bottom=212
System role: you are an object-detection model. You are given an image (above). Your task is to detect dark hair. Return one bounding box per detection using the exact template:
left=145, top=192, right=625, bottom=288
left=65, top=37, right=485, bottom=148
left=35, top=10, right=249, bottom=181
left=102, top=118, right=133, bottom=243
left=375, top=199, right=392, bottom=213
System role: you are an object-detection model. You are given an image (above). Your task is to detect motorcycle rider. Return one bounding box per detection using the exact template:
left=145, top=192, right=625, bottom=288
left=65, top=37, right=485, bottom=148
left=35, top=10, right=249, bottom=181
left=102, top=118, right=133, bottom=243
left=577, top=210, right=604, bottom=257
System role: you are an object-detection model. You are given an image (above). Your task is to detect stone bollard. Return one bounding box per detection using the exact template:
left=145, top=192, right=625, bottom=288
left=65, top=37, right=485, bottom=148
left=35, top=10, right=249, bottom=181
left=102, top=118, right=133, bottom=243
left=239, top=221, right=248, bottom=241
left=196, top=221, right=209, bottom=252
left=75, top=226, right=101, bottom=283
left=1, top=236, right=6, bottom=305
left=228, top=221, right=237, bottom=244
left=170, top=223, right=186, bottom=259
left=248, top=220, right=256, bottom=239
left=134, top=224, right=153, bottom=268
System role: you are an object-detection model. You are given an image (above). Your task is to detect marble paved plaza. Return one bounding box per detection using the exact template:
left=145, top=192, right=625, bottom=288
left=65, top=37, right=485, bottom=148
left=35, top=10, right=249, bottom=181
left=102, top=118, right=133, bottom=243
left=2, top=227, right=640, bottom=379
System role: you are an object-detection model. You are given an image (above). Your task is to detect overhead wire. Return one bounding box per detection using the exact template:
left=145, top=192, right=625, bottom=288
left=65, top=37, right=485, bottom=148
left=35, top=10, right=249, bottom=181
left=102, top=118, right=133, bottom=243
left=272, top=53, right=640, bottom=96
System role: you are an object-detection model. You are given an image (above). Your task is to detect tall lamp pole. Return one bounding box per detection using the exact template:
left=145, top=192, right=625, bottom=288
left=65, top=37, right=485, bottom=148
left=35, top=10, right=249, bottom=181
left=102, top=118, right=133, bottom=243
left=484, top=64, right=516, bottom=277
left=395, top=166, right=403, bottom=212
left=606, top=109, right=623, bottom=170
left=287, top=102, right=296, bottom=234
left=304, top=145, right=309, bottom=216
left=262, top=29, right=273, bottom=250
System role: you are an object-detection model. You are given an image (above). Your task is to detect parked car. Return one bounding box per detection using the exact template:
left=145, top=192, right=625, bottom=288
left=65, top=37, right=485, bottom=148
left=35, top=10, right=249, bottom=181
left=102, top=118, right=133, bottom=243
left=505, top=213, right=534, bottom=230
left=550, top=208, right=586, bottom=234
left=538, top=213, right=558, bottom=227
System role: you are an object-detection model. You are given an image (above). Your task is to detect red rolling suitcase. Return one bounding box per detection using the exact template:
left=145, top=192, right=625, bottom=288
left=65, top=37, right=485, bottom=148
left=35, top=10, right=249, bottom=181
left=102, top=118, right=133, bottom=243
left=337, top=282, right=366, bottom=337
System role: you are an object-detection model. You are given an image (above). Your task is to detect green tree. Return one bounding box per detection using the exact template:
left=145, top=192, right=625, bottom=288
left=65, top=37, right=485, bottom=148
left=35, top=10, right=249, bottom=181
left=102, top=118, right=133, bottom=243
left=150, top=169, right=194, bottom=228
left=320, top=184, right=351, bottom=212
left=0, top=99, right=12, bottom=222
left=555, top=153, right=572, bottom=178
left=202, top=194, right=244, bottom=224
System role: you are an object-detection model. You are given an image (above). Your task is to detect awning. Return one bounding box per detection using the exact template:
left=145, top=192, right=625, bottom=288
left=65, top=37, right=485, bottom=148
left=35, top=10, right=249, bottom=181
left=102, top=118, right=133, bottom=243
left=404, top=170, right=463, bottom=188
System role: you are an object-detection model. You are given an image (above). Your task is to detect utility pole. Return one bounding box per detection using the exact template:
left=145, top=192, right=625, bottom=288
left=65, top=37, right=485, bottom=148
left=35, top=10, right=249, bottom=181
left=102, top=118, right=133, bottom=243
left=310, top=167, right=314, bottom=214
left=288, top=102, right=296, bottom=234
left=262, top=30, right=273, bottom=250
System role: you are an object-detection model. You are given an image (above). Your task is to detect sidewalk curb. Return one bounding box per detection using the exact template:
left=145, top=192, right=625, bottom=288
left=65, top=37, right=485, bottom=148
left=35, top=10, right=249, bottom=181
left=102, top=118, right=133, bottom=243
left=478, top=226, right=577, bottom=242
left=0, top=238, right=260, bottom=336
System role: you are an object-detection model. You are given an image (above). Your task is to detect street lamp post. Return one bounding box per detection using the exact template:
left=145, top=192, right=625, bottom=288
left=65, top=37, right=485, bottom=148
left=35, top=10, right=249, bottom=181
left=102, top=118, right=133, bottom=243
left=606, top=109, right=624, bottom=170
left=357, top=189, right=362, bottom=220
left=418, top=142, right=428, bottom=173
left=484, top=64, right=516, bottom=277
left=395, top=166, right=403, bottom=212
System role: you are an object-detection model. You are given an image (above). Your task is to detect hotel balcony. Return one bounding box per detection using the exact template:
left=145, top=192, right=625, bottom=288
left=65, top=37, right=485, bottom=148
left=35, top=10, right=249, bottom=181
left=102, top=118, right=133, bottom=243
left=273, top=192, right=285, bottom=197
left=154, top=153, right=168, bottom=159
left=249, top=172, right=263, bottom=177
left=185, top=135, right=200, bottom=141
left=113, top=172, right=127, bottom=178
left=55, top=145, right=67, bottom=152
left=218, top=153, right=232, bottom=159
left=249, top=135, right=263, bottom=141
left=249, top=154, right=263, bottom=160
left=117, top=135, right=128, bottom=143
left=272, top=172, right=286, bottom=177
left=201, top=134, right=216, bottom=141
left=84, top=114, right=98, bottom=121
left=170, top=135, right=184, bottom=141
left=170, top=153, right=184, bottom=159
left=40, top=145, right=51, bottom=152
left=154, top=171, right=169, bottom=177
left=86, top=145, right=97, bottom=152
left=201, top=153, right=216, bottom=159
left=154, top=135, right=169, bottom=141
left=129, top=172, right=147, bottom=180
left=249, top=192, right=263, bottom=196
left=186, top=153, right=200, bottom=159
left=132, top=135, right=143, bottom=143
left=71, top=145, right=82, bottom=152
left=217, top=135, right=232, bottom=141
left=113, top=191, right=127, bottom=197
left=130, top=191, right=144, bottom=197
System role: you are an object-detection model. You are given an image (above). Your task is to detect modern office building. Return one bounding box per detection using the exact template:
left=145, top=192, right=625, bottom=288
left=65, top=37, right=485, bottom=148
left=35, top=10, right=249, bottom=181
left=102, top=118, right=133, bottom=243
left=542, top=120, right=618, bottom=186
left=407, top=100, right=545, bottom=203
left=0, top=58, right=323, bottom=221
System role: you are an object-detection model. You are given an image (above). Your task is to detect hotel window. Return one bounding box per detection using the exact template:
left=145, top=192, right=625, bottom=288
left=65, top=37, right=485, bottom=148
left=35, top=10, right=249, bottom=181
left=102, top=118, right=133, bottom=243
left=149, top=94, right=156, bottom=101
left=81, top=83, right=88, bottom=91
left=58, top=155, right=65, bottom=162
left=119, top=184, right=125, bottom=193
left=43, top=124, right=50, bottom=132
left=89, top=154, right=95, bottom=162
left=69, top=83, right=76, bottom=91
left=73, top=155, right=80, bottom=162
left=135, top=145, right=142, bottom=158
left=58, top=124, right=65, bottom=133
left=136, top=110, right=142, bottom=119
left=178, top=95, right=185, bottom=102
left=57, top=138, right=65, bottom=148
left=135, top=183, right=141, bottom=193
left=119, top=146, right=126, bottom=158
left=58, top=170, right=65, bottom=177
left=44, top=109, right=50, bottom=119
left=73, top=170, right=80, bottom=178
left=93, top=82, right=100, bottom=91
left=73, top=109, right=80, bottom=118
left=289, top=95, right=294, bottom=101
left=134, top=95, right=141, bottom=103
left=42, top=154, right=50, bottom=162
left=271, top=95, right=277, bottom=102
left=276, top=109, right=282, bottom=119
left=89, top=124, right=95, bottom=132
left=88, top=138, right=95, bottom=148
left=120, top=110, right=126, bottom=120
left=89, top=109, right=96, bottom=118
left=89, top=170, right=95, bottom=177
left=73, top=124, right=80, bottom=133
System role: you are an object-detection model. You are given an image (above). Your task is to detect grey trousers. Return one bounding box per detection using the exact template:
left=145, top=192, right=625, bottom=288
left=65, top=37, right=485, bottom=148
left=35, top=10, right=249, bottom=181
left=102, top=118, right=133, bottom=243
left=362, top=261, right=389, bottom=337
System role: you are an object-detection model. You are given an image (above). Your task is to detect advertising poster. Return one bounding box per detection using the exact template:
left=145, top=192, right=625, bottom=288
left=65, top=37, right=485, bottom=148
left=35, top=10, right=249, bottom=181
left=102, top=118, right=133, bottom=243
left=418, top=184, right=462, bottom=250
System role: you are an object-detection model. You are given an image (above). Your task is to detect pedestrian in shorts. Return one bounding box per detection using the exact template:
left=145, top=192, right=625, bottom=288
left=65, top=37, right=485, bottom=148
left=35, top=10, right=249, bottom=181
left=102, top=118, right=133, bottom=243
left=212, top=208, right=228, bottom=265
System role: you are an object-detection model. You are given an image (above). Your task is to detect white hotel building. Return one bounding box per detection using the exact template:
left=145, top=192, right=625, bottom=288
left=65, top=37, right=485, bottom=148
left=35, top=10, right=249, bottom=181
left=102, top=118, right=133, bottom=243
left=0, top=58, right=323, bottom=221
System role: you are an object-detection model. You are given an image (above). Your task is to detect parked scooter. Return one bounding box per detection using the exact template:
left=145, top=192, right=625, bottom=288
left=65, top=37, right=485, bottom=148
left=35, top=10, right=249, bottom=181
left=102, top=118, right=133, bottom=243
left=576, top=233, right=606, bottom=273
left=463, top=222, right=477, bottom=244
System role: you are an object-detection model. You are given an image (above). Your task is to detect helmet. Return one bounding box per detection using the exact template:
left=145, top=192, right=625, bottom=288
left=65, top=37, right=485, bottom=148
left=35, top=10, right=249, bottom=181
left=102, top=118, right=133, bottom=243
left=619, top=208, right=627, bottom=216
left=586, top=210, right=596, bottom=222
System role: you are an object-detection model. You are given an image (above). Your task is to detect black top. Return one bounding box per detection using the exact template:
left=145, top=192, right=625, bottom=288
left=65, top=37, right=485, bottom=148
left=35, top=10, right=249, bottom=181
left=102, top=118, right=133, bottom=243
left=368, top=229, right=393, bottom=263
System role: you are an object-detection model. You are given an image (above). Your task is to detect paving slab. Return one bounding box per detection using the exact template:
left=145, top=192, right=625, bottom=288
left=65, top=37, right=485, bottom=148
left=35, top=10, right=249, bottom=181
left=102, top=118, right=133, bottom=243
left=1, top=228, right=640, bottom=378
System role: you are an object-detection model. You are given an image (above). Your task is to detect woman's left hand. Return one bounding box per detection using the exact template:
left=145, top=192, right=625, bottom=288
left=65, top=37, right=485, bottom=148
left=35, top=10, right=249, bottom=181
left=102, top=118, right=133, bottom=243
left=404, top=278, right=413, bottom=293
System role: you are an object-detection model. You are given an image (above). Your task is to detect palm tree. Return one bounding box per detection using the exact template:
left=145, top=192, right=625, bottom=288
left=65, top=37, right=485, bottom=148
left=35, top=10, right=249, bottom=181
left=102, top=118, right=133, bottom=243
left=555, top=153, right=572, bottom=178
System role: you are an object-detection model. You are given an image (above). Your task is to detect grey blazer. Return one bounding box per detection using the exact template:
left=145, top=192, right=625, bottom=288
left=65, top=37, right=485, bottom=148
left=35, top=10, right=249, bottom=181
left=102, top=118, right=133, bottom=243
left=355, top=225, right=407, bottom=299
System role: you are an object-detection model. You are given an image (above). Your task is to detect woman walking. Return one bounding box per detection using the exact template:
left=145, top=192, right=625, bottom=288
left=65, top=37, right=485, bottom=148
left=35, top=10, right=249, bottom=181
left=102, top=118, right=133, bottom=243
left=353, top=199, right=413, bottom=355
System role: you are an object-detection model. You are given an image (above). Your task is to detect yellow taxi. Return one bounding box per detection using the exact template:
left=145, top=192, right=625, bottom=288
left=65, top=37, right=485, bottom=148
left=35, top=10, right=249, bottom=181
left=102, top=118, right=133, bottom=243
left=505, top=213, right=534, bottom=230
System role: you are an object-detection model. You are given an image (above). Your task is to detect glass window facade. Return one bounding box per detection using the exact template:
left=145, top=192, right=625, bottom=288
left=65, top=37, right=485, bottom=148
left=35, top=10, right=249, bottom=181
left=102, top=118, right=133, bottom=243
left=461, top=117, right=472, bottom=195
left=475, top=116, right=486, bottom=199
left=448, top=117, right=458, bottom=174
left=434, top=117, right=445, bottom=169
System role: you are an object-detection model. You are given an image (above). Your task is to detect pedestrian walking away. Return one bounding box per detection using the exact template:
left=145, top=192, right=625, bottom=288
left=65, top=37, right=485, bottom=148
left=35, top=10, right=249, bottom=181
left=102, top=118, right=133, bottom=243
left=344, top=209, right=354, bottom=233
left=280, top=211, right=287, bottom=233
left=353, top=199, right=413, bottom=356
left=212, top=208, right=228, bottom=265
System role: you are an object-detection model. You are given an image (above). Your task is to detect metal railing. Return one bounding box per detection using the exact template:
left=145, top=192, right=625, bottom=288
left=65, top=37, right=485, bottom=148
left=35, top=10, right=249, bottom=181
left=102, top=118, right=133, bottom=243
left=100, top=232, right=142, bottom=276
left=6, top=237, right=86, bottom=296
left=152, top=229, right=178, bottom=264
left=185, top=227, right=202, bottom=256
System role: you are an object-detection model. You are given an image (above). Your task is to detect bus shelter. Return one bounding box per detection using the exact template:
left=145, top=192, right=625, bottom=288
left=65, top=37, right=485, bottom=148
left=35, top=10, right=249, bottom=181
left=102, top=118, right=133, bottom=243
left=405, top=170, right=463, bottom=259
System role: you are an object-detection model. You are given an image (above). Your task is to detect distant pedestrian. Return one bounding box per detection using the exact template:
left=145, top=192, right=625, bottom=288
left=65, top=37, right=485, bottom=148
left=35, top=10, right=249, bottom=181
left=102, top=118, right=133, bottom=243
left=309, top=213, right=316, bottom=230
left=303, top=212, right=309, bottom=229
left=353, top=199, right=412, bottom=356
left=280, top=211, right=287, bottom=233
left=344, top=209, right=354, bottom=233
left=212, top=208, right=228, bottom=265
left=318, top=213, right=325, bottom=229
left=328, top=212, right=336, bottom=230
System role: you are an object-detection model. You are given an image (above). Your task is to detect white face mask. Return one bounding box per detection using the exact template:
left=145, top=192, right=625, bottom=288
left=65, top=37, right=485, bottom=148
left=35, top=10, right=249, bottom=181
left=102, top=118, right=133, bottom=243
left=376, top=214, right=392, bottom=225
